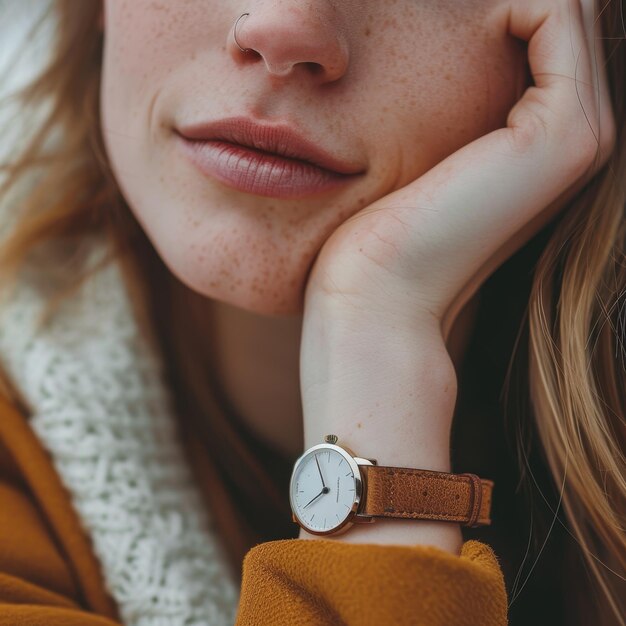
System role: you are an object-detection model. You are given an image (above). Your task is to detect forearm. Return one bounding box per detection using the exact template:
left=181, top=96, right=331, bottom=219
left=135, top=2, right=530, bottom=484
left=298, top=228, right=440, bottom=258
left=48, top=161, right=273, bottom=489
left=298, top=301, right=462, bottom=555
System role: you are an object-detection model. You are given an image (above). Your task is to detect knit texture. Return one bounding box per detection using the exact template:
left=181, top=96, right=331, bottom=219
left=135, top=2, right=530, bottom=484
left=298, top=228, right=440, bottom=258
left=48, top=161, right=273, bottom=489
left=0, top=237, right=240, bottom=626
left=236, top=538, right=509, bottom=625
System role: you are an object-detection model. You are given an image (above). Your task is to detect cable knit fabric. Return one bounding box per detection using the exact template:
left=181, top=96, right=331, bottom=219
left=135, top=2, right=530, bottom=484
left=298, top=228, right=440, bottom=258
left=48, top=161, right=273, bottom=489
left=0, top=238, right=240, bottom=626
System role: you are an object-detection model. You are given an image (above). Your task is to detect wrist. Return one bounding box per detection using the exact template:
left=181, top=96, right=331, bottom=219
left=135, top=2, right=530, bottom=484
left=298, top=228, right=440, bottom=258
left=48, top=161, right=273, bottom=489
left=298, top=518, right=464, bottom=555
left=300, top=301, right=457, bottom=470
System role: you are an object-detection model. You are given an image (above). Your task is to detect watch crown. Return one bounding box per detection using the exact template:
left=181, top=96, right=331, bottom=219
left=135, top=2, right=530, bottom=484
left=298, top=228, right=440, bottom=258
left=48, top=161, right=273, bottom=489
left=324, top=434, right=338, bottom=445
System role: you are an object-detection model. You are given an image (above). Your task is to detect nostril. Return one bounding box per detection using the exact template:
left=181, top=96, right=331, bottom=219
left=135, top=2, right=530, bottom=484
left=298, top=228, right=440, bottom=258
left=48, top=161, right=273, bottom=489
left=269, top=61, right=326, bottom=79
left=228, top=12, right=350, bottom=84
left=306, top=62, right=324, bottom=75
left=240, top=49, right=262, bottom=62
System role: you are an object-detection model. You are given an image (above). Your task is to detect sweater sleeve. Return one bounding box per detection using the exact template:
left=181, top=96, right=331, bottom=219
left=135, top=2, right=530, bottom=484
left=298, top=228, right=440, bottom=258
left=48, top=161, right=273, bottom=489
left=235, top=537, right=509, bottom=626
left=0, top=468, right=122, bottom=626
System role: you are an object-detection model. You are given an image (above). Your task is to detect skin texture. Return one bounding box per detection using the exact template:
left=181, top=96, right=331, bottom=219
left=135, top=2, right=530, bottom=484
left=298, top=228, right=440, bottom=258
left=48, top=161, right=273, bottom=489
left=99, top=0, right=615, bottom=556
left=99, top=1, right=529, bottom=469
left=100, top=0, right=528, bottom=317
left=207, top=283, right=480, bottom=459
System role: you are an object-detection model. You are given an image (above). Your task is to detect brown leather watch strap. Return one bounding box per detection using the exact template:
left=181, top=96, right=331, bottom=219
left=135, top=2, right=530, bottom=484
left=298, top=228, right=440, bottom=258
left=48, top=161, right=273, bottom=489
left=360, top=465, right=493, bottom=527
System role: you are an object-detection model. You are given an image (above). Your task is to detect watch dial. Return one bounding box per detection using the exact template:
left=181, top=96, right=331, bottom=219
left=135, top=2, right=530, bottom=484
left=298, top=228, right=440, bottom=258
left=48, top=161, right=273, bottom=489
left=291, top=446, right=357, bottom=533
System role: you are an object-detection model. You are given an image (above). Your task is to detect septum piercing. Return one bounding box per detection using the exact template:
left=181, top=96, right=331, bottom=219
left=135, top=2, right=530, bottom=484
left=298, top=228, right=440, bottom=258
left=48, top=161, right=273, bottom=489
left=234, top=13, right=251, bottom=52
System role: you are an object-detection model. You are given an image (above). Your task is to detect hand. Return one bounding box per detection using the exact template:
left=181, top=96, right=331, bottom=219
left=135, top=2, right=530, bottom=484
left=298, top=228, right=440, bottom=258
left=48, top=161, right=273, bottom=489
left=297, top=0, right=616, bottom=551
left=302, top=456, right=329, bottom=509
left=314, top=453, right=326, bottom=489
left=304, top=0, right=616, bottom=340
left=302, top=489, right=327, bottom=509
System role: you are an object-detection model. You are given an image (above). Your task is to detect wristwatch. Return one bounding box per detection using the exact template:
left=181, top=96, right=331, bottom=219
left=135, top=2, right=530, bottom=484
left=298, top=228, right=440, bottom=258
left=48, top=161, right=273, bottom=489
left=289, top=434, right=494, bottom=536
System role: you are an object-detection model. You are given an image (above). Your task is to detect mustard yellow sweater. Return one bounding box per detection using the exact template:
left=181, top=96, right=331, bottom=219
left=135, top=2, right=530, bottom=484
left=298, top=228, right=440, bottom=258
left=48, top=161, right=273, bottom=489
left=0, top=395, right=508, bottom=625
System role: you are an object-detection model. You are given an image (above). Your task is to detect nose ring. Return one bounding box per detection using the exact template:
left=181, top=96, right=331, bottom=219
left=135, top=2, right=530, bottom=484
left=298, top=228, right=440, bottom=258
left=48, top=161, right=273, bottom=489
left=234, top=13, right=251, bottom=52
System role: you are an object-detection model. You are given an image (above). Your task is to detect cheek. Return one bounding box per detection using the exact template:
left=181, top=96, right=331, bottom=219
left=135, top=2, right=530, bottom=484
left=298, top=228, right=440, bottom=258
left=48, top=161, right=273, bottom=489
left=100, top=1, right=180, bottom=228
left=100, top=0, right=525, bottom=319
left=100, top=0, right=225, bottom=194
left=169, top=202, right=361, bottom=315
left=102, top=0, right=216, bottom=79
left=362, top=3, right=524, bottom=188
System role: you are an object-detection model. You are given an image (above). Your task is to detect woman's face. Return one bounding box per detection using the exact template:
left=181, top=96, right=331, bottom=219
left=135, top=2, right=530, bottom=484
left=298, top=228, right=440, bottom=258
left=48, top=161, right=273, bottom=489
left=101, top=0, right=527, bottom=316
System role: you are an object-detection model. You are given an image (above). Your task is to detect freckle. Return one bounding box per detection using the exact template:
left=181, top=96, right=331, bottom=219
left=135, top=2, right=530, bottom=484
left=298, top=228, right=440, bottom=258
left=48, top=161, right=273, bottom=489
left=357, top=422, right=362, bottom=428
left=365, top=27, right=371, bottom=37
left=209, top=281, right=217, bottom=288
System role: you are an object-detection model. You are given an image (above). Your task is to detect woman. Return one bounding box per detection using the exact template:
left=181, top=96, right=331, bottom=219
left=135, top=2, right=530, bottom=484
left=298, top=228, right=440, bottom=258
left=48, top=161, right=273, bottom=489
left=0, top=0, right=623, bottom=624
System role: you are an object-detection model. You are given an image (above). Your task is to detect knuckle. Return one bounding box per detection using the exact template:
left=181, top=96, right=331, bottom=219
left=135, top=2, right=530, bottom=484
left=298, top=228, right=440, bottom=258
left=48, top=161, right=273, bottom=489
left=508, top=97, right=614, bottom=182
left=507, top=107, right=550, bottom=154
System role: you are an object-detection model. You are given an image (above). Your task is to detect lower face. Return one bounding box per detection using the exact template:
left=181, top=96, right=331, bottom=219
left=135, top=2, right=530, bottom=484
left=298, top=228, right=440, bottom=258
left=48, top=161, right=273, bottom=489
left=100, top=0, right=527, bottom=316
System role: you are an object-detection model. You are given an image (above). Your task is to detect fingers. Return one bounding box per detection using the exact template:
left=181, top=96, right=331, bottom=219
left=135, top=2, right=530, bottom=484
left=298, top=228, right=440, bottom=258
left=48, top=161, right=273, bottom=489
left=355, top=0, right=616, bottom=324
left=506, top=0, right=600, bottom=176
left=507, top=0, right=615, bottom=171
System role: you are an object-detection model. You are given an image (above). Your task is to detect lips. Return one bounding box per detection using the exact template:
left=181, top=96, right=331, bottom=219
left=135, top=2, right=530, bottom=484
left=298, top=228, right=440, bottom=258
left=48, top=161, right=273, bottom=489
left=175, top=116, right=365, bottom=176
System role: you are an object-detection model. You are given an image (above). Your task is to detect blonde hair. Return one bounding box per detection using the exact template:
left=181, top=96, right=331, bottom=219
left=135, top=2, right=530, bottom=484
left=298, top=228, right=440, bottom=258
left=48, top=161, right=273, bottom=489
left=0, top=1, right=624, bottom=622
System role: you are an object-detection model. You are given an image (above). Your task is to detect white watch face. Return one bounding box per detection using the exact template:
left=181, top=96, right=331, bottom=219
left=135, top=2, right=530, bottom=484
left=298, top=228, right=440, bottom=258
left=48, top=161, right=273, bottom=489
left=290, top=444, right=359, bottom=534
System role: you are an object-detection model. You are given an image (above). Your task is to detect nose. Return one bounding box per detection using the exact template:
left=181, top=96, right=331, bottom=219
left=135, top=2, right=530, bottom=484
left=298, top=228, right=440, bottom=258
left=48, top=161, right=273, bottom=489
left=228, top=4, right=350, bottom=84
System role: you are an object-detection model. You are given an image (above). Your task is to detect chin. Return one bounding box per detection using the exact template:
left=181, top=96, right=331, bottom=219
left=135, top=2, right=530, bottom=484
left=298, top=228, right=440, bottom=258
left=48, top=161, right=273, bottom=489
left=213, top=287, right=306, bottom=318
left=163, top=248, right=308, bottom=318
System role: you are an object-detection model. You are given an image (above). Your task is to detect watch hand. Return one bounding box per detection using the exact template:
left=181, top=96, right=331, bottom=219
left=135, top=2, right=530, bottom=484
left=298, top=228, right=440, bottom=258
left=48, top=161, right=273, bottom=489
left=302, top=484, right=331, bottom=509
left=315, top=454, right=326, bottom=488
left=303, top=489, right=325, bottom=509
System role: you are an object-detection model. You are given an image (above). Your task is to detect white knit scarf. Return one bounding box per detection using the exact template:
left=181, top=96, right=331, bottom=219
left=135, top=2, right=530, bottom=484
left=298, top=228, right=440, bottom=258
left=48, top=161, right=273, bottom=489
left=0, top=236, right=240, bottom=626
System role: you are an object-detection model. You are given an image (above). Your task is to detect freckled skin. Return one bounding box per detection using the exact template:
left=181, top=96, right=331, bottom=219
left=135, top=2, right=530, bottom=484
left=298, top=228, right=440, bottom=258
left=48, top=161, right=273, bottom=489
left=101, top=0, right=527, bottom=316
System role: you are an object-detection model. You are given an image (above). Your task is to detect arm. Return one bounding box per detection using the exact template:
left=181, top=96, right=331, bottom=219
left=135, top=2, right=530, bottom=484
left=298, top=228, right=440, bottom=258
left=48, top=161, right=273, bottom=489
left=297, top=303, right=463, bottom=554
left=236, top=4, right=614, bottom=619
left=234, top=305, right=509, bottom=626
